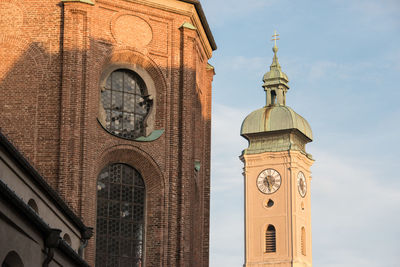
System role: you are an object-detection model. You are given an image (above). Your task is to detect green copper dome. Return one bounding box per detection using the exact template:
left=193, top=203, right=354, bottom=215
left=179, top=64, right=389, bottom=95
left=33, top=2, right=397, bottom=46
left=241, top=105, right=313, bottom=141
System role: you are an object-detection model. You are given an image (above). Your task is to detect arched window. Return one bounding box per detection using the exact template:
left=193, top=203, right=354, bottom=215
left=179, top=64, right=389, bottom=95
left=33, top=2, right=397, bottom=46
left=271, top=90, right=277, bottom=105
left=27, top=199, right=38, bottom=213
left=96, top=163, right=145, bottom=267
left=2, top=251, right=24, bottom=267
left=265, top=224, right=276, bottom=253
left=100, top=69, right=152, bottom=140
left=301, top=227, right=306, bottom=256
left=63, top=233, right=71, bottom=246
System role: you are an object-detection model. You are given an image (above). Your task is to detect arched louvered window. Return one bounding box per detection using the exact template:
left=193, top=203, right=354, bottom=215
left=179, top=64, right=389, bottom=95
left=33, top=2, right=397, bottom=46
left=301, top=227, right=306, bottom=256
left=96, top=163, right=146, bottom=267
left=265, top=224, right=276, bottom=253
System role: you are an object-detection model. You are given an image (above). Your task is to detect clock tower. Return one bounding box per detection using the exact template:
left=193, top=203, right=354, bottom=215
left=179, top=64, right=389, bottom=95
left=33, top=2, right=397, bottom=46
left=240, top=35, right=314, bottom=267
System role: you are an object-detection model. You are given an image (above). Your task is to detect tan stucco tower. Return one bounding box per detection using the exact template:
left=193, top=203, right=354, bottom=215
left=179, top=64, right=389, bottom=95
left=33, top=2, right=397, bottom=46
left=240, top=36, right=314, bottom=267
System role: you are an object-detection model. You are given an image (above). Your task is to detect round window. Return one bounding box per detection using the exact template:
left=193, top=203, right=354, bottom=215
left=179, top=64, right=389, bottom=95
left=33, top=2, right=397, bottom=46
left=100, top=69, right=151, bottom=139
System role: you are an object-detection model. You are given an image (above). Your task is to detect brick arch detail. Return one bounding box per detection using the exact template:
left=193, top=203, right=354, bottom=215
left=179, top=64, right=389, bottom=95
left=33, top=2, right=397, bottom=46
left=96, top=144, right=165, bottom=193
left=0, top=35, right=48, bottom=82
left=97, top=48, right=168, bottom=93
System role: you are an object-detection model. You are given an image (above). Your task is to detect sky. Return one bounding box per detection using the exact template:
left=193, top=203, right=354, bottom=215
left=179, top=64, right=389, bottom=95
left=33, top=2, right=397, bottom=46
left=200, top=0, right=400, bottom=266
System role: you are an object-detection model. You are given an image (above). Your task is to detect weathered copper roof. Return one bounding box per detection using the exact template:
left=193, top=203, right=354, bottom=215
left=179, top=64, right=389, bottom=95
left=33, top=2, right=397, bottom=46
left=241, top=105, right=313, bottom=141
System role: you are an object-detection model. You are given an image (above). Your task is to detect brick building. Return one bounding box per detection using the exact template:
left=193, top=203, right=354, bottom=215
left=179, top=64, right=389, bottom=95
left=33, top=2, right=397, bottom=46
left=0, top=0, right=216, bottom=266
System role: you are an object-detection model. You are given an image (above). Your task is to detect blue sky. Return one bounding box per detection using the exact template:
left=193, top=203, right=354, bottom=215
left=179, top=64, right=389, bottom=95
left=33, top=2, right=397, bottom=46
left=200, top=0, right=400, bottom=266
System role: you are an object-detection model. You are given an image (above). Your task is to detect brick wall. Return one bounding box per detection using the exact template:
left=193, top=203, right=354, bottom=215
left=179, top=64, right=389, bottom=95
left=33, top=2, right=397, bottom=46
left=0, top=0, right=215, bottom=266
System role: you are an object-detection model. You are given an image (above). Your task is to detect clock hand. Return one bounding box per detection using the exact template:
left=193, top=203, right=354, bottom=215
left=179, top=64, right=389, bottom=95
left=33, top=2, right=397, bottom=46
left=267, top=176, right=272, bottom=191
left=265, top=177, right=270, bottom=190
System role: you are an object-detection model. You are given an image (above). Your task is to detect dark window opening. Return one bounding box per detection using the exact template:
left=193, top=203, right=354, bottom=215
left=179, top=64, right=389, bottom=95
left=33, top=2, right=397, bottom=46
left=271, top=90, right=277, bottom=105
left=63, top=233, right=71, bottom=246
left=96, top=163, right=145, bottom=267
left=2, top=251, right=24, bottom=267
left=265, top=225, right=276, bottom=253
left=27, top=199, right=38, bottom=213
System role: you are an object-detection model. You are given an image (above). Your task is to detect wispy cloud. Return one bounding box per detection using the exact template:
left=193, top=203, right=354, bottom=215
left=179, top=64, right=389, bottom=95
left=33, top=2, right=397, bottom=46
left=211, top=104, right=248, bottom=192
left=312, top=148, right=400, bottom=266
left=384, top=48, right=400, bottom=72
left=218, top=56, right=268, bottom=72
left=283, top=57, right=384, bottom=85
left=201, top=0, right=276, bottom=26
left=344, top=0, right=400, bottom=30
left=210, top=104, right=248, bottom=266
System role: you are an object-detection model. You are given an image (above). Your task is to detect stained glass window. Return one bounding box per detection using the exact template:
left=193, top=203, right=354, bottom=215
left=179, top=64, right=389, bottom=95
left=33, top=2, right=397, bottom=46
left=101, top=69, right=151, bottom=139
left=96, top=163, right=145, bottom=267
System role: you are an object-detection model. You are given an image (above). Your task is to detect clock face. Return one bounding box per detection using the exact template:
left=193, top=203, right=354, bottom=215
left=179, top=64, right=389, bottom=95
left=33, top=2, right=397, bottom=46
left=256, top=169, right=281, bottom=194
left=297, top=171, right=307, bottom=198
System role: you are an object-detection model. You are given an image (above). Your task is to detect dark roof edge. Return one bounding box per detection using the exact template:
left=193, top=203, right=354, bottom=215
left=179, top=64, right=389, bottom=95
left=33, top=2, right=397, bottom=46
left=0, top=180, right=90, bottom=267
left=179, top=0, right=217, bottom=51
left=0, top=130, right=91, bottom=237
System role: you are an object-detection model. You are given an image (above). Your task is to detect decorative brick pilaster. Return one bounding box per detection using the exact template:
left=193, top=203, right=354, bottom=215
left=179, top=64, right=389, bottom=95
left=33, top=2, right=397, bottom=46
left=58, top=1, right=92, bottom=216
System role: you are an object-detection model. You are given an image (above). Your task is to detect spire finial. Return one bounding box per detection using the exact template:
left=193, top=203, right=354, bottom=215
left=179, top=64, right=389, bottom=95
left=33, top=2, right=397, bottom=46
left=271, top=30, right=279, bottom=53
left=263, top=30, right=289, bottom=106
left=270, top=30, right=280, bottom=69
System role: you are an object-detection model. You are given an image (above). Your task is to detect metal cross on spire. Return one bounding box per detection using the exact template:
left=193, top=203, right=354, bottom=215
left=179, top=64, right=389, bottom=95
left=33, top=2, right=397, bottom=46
left=271, top=30, right=280, bottom=47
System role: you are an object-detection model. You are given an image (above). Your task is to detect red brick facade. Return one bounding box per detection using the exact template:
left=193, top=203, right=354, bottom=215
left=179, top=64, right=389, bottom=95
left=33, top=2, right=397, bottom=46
left=0, top=0, right=215, bottom=266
